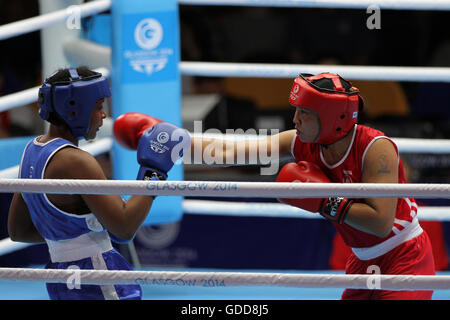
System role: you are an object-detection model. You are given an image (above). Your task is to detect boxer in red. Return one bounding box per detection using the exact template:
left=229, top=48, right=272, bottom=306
left=277, top=74, right=435, bottom=299
left=185, top=72, right=435, bottom=300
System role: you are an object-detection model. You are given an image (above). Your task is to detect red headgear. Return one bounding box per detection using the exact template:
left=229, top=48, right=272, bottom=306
left=289, top=73, right=362, bottom=145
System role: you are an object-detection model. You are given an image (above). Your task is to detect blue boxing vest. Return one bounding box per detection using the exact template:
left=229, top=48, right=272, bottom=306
left=19, top=137, right=141, bottom=300
left=20, top=138, right=106, bottom=239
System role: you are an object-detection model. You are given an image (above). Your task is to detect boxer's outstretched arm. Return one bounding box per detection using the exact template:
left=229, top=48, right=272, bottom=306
left=188, top=129, right=296, bottom=166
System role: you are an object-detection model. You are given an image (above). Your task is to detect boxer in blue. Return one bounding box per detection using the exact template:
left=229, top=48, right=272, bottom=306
left=7, top=66, right=190, bottom=300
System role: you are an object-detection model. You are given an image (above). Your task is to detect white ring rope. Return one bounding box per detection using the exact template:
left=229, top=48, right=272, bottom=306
left=390, top=138, right=450, bottom=154
left=193, top=133, right=450, bottom=154
left=179, top=0, right=450, bottom=11
left=0, top=0, right=111, bottom=41
left=0, top=134, right=449, bottom=180
left=63, top=38, right=111, bottom=70
left=0, top=179, right=449, bottom=199
left=183, top=200, right=450, bottom=221
left=0, top=267, right=448, bottom=291
left=180, top=62, right=450, bottom=82
left=5, top=61, right=450, bottom=110
left=1, top=201, right=447, bottom=257
left=0, top=87, right=42, bottom=113
left=1, top=0, right=447, bottom=42
left=0, top=0, right=448, bottom=42
left=63, top=39, right=450, bottom=82
left=1, top=2, right=450, bottom=109
left=0, top=239, right=31, bottom=256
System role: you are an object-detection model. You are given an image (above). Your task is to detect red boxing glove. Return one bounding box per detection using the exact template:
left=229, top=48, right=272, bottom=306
left=276, top=161, right=353, bottom=224
left=276, top=161, right=330, bottom=213
left=113, top=112, right=162, bottom=150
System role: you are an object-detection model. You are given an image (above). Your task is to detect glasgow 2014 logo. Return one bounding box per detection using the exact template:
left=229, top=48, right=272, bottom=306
left=124, top=17, right=174, bottom=77
left=134, top=18, right=163, bottom=50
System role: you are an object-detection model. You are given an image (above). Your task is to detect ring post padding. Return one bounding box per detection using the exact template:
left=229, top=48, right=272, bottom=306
left=111, top=0, right=182, bottom=225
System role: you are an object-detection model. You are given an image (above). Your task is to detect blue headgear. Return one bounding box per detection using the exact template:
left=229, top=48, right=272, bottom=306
left=38, top=68, right=111, bottom=138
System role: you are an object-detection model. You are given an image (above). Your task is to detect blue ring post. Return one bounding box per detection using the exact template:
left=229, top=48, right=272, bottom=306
left=111, top=0, right=182, bottom=225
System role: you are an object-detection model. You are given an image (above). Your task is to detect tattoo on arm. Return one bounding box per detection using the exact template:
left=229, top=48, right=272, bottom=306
left=377, top=154, right=391, bottom=174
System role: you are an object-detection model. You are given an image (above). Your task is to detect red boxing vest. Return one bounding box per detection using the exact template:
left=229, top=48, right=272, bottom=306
left=291, top=124, right=418, bottom=248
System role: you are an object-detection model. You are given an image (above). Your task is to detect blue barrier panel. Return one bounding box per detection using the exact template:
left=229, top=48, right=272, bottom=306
left=83, top=14, right=111, bottom=46
left=111, top=0, right=182, bottom=225
left=0, top=136, right=34, bottom=171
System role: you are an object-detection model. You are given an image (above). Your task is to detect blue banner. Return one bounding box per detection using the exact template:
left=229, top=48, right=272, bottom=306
left=111, top=0, right=182, bottom=225
left=134, top=212, right=337, bottom=270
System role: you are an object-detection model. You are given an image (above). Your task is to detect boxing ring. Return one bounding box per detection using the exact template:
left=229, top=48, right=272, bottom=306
left=1, top=0, right=450, bottom=300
